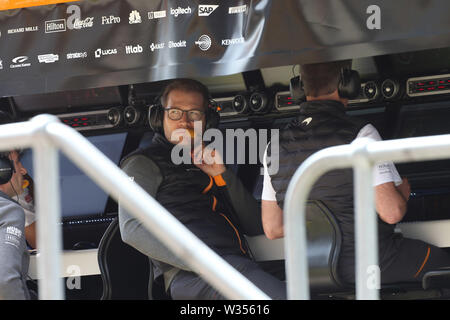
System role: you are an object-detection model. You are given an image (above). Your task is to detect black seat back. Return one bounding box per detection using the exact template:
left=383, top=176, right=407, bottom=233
left=306, top=200, right=345, bottom=292
left=97, top=218, right=152, bottom=299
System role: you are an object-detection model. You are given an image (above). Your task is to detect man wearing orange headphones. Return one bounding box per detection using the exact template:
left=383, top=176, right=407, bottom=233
left=0, top=150, right=30, bottom=299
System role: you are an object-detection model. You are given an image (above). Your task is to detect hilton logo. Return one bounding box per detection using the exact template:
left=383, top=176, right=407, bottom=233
left=45, top=19, right=67, bottom=33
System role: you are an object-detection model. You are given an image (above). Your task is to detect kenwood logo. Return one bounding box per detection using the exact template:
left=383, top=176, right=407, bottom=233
left=125, top=45, right=143, bottom=54
left=198, top=5, right=218, bottom=16
left=45, top=19, right=66, bottom=33
left=170, top=6, right=192, bottom=17
left=221, top=37, right=244, bottom=46
left=95, top=48, right=118, bottom=58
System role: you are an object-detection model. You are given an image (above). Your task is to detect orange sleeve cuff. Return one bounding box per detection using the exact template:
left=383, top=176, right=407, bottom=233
left=213, top=174, right=227, bottom=187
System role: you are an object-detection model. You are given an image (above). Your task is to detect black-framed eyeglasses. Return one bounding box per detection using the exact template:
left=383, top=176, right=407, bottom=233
left=164, top=107, right=205, bottom=121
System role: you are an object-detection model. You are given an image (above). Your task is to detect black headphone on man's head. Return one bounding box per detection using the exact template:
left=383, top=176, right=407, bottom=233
left=337, top=66, right=361, bottom=100
left=290, top=61, right=361, bottom=101
left=0, top=152, right=15, bottom=185
left=148, top=95, right=220, bottom=134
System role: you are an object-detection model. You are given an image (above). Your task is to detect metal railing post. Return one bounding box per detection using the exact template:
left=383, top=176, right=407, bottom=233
left=32, top=115, right=64, bottom=300
left=352, top=138, right=379, bottom=300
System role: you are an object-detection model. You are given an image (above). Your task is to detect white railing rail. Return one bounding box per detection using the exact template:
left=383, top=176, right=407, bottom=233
left=0, top=115, right=270, bottom=300
left=284, top=134, right=450, bottom=300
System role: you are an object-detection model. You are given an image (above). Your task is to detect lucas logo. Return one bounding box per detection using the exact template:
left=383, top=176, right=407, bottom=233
left=198, top=5, right=218, bottom=16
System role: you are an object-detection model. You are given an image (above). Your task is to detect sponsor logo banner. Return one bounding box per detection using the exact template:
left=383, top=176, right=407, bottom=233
left=7, top=26, right=38, bottom=34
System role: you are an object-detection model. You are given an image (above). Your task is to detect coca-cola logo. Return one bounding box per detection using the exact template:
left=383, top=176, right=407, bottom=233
left=73, top=17, right=94, bottom=29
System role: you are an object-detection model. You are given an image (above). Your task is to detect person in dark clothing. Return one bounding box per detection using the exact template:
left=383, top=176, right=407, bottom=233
left=0, top=150, right=30, bottom=300
left=119, top=79, right=286, bottom=300
left=261, top=60, right=450, bottom=285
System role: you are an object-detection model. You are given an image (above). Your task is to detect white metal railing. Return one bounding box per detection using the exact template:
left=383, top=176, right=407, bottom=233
left=284, top=134, right=450, bottom=300
left=0, top=115, right=270, bottom=300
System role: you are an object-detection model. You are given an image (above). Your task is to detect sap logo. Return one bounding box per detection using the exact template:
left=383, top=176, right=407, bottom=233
left=125, top=45, right=143, bottom=54
left=198, top=5, right=218, bottom=16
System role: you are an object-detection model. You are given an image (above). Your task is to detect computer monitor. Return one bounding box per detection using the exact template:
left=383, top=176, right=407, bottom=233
left=20, top=132, right=128, bottom=219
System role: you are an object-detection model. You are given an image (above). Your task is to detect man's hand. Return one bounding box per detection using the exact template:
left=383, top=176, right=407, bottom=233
left=396, top=177, right=411, bottom=202
left=191, top=143, right=226, bottom=177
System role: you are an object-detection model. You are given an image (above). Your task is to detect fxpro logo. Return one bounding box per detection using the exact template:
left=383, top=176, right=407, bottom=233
left=102, top=15, right=121, bottom=25
left=95, top=48, right=118, bottom=58
left=198, top=5, right=218, bottom=16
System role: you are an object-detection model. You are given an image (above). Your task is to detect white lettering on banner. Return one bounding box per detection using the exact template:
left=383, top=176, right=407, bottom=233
left=0, top=60, right=3, bottom=70
left=73, top=17, right=94, bottom=29
left=95, top=48, right=118, bottom=58
left=67, top=52, right=87, bottom=59
left=10, top=56, right=31, bottom=68
left=229, top=5, right=247, bottom=14
left=125, top=45, right=143, bottom=54
left=168, top=40, right=187, bottom=48
left=150, top=42, right=165, bottom=51
left=170, top=6, right=192, bottom=17
left=7, top=26, right=38, bottom=34
left=221, top=37, right=245, bottom=46
left=38, top=54, right=59, bottom=63
left=102, top=15, right=121, bottom=25
left=45, top=19, right=66, bottom=33
left=198, top=5, right=218, bottom=16
left=148, top=10, right=166, bottom=19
